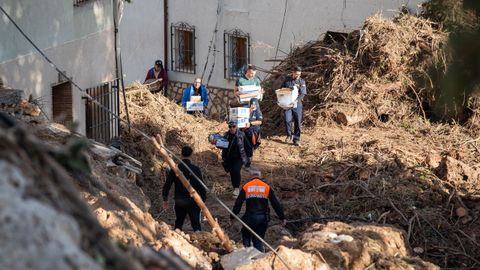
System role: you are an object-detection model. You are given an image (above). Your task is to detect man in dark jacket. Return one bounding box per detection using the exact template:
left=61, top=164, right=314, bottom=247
left=281, top=66, right=307, bottom=146
left=230, top=169, right=286, bottom=252
left=162, top=146, right=206, bottom=231
left=145, top=60, right=168, bottom=94
left=222, top=121, right=250, bottom=197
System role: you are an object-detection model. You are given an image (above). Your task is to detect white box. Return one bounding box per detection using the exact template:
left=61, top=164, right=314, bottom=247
left=215, top=138, right=229, bottom=149
left=186, top=101, right=204, bottom=111
left=229, top=107, right=250, bottom=119
left=276, top=86, right=299, bottom=110
left=238, top=85, right=261, bottom=94
left=190, top=95, right=201, bottom=102
left=233, top=118, right=249, bottom=128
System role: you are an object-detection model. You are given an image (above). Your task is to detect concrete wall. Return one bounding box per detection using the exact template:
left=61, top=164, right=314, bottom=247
left=163, top=0, right=425, bottom=90
left=167, top=80, right=234, bottom=120
left=119, top=0, right=165, bottom=85
left=0, top=0, right=116, bottom=134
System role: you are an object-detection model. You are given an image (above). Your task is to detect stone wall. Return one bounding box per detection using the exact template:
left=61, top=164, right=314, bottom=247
left=167, top=80, right=235, bottom=120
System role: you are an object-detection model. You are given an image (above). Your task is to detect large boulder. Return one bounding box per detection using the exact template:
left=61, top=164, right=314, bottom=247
left=0, top=161, right=101, bottom=270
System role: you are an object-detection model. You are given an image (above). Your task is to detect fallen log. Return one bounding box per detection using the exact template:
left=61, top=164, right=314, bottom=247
left=151, top=135, right=234, bottom=253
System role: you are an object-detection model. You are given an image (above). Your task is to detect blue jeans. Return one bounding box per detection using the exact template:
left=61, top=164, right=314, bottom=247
left=284, top=102, right=303, bottom=141
left=241, top=213, right=269, bottom=252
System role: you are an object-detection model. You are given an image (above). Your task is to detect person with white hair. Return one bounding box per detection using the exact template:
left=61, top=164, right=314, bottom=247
left=230, top=168, right=286, bottom=252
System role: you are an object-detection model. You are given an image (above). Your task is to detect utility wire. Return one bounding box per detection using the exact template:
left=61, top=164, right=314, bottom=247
left=201, top=0, right=222, bottom=82
left=274, top=0, right=288, bottom=60
left=0, top=5, right=293, bottom=270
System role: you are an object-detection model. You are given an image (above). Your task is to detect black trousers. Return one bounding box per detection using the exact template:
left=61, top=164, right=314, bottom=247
left=227, top=159, right=243, bottom=188
left=174, top=198, right=201, bottom=231
left=284, top=102, right=303, bottom=141
left=241, top=213, right=269, bottom=252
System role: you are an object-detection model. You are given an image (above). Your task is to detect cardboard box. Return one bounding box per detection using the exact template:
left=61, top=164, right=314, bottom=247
left=215, top=137, right=229, bottom=149
left=186, top=101, right=204, bottom=111
left=238, top=85, right=261, bottom=94
left=229, top=107, right=250, bottom=119
left=233, top=118, right=249, bottom=128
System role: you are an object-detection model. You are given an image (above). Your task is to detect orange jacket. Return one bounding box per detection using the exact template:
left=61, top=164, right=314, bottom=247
left=232, top=178, right=285, bottom=220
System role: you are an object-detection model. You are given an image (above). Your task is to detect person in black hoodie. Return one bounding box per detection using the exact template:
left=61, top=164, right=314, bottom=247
left=222, top=121, right=250, bottom=197
left=162, top=146, right=206, bottom=231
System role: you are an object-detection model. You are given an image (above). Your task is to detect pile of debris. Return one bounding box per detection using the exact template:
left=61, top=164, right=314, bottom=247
left=120, top=82, right=226, bottom=214
left=0, top=82, right=43, bottom=122
left=262, top=14, right=447, bottom=128
left=34, top=117, right=224, bottom=270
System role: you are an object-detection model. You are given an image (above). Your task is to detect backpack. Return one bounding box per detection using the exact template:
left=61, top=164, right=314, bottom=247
left=244, top=127, right=261, bottom=150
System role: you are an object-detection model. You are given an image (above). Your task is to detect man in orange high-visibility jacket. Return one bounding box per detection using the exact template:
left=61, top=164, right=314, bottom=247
left=230, top=169, right=286, bottom=252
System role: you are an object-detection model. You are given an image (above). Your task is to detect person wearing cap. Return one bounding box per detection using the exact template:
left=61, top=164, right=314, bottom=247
left=230, top=169, right=286, bottom=252
left=181, top=78, right=209, bottom=115
left=145, top=60, right=168, bottom=93
left=222, top=121, right=250, bottom=197
left=162, top=146, right=206, bottom=231
left=234, top=64, right=263, bottom=101
left=281, top=66, right=307, bottom=146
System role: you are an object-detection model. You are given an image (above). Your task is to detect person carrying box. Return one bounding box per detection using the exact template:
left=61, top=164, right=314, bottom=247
left=281, top=66, right=307, bottom=146
left=222, top=121, right=250, bottom=198
left=144, top=60, right=168, bottom=94
left=181, top=78, right=209, bottom=115
left=234, top=65, right=263, bottom=105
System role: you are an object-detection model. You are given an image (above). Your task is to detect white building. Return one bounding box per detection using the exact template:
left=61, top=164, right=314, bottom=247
left=1, top=0, right=426, bottom=134
left=120, top=0, right=425, bottom=116
left=0, top=0, right=118, bottom=143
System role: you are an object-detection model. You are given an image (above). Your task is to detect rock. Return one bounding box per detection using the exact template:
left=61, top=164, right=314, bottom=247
left=220, top=247, right=266, bottom=270
left=413, top=247, right=424, bottom=254
left=208, top=252, right=219, bottom=262
left=456, top=207, right=468, bottom=218
left=0, top=89, right=23, bottom=106
left=299, top=222, right=412, bottom=270
left=16, top=99, right=41, bottom=116
left=264, top=225, right=293, bottom=247
left=331, top=106, right=367, bottom=126
left=435, top=156, right=480, bottom=183
left=0, top=161, right=101, bottom=270
left=226, top=246, right=329, bottom=270
left=156, top=222, right=212, bottom=270
left=425, top=151, right=442, bottom=169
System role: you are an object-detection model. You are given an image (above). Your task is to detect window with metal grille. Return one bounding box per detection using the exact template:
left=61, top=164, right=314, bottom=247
left=171, top=22, right=196, bottom=74
left=73, top=0, right=92, bottom=7
left=224, top=29, right=250, bottom=80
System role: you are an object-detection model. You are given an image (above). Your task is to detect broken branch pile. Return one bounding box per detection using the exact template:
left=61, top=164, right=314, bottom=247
left=262, top=14, right=448, bottom=128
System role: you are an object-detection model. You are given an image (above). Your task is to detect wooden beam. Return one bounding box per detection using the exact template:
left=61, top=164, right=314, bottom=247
left=151, top=135, right=234, bottom=253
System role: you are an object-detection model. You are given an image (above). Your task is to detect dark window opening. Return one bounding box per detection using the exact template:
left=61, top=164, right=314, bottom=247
left=224, top=29, right=250, bottom=79
left=171, top=22, right=196, bottom=74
